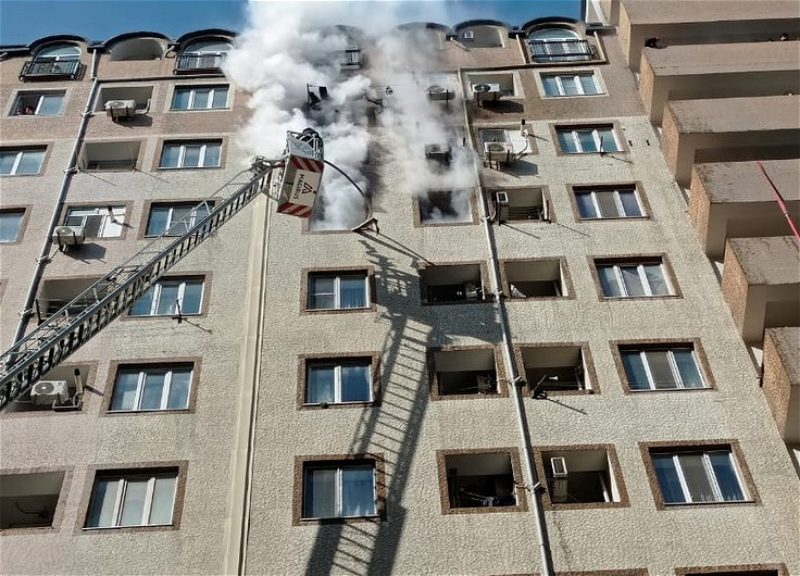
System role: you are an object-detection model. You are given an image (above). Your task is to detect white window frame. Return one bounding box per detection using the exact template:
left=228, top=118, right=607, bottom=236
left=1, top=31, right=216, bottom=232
left=557, top=126, right=619, bottom=153
left=12, top=91, right=65, bottom=116
left=575, top=187, right=642, bottom=219
left=171, top=85, right=228, bottom=111
left=63, top=206, right=125, bottom=238
left=146, top=201, right=213, bottom=237
left=622, top=347, right=706, bottom=390
left=159, top=141, right=221, bottom=169
left=110, top=366, right=193, bottom=412
left=86, top=471, right=177, bottom=528
left=308, top=273, right=369, bottom=310
left=0, top=148, right=45, bottom=175
left=130, top=278, right=204, bottom=316
left=541, top=73, right=600, bottom=96
left=597, top=261, right=672, bottom=297
left=35, top=44, right=80, bottom=61
left=302, top=462, right=377, bottom=519
left=305, top=359, right=372, bottom=404
left=654, top=450, right=747, bottom=504
left=0, top=210, right=25, bottom=243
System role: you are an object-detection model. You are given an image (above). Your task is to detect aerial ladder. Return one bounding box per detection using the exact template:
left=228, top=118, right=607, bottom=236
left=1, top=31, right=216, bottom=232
left=0, top=129, right=325, bottom=412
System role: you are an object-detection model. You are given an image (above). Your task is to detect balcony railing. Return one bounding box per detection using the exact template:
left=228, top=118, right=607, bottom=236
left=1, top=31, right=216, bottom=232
left=20, top=59, right=82, bottom=80
left=175, top=53, right=225, bottom=74
left=529, top=39, right=594, bottom=62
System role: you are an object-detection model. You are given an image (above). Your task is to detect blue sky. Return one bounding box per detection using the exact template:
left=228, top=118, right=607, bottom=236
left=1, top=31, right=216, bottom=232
left=0, top=0, right=582, bottom=46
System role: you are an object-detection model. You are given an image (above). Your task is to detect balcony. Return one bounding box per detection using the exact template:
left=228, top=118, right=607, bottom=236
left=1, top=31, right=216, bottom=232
left=761, top=327, right=800, bottom=445
left=689, top=160, right=800, bottom=259
left=661, top=95, right=800, bottom=186
left=20, top=59, right=82, bottom=81
left=721, top=236, right=800, bottom=344
left=174, top=54, right=224, bottom=74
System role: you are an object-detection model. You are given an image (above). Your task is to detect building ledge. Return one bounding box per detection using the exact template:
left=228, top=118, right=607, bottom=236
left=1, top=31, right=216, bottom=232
left=762, top=326, right=800, bottom=443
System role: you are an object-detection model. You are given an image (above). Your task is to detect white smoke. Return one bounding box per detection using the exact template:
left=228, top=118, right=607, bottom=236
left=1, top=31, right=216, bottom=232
left=225, top=1, right=477, bottom=230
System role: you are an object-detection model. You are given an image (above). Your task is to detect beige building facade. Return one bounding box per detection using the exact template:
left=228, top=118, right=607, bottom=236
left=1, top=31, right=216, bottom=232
left=1, top=1, right=799, bottom=575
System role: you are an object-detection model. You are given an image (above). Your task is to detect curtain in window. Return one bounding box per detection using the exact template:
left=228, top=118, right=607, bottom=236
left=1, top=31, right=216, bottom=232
left=111, top=371, right=140, bottom=410
left=182, top=281, right=203, bottom=314
left=643, top=264, right=668, bottom=295
left=307, top=365, right=336, bottom=403
left=340, top=277, right=366, bottom=308
left=620, top=266, right=646, bottom=296
left=17, top=151, right=45, bottom=174
left=149, top=476, right=177, bottom=524
left=87, top=477, right=117, bottom=527
left=156, top=283, right=180, bottom=315
left=38, top=94, right=63, bottom=115
left=646, top=350, right=677, bottom=389
left=305, top=468, right=336, bottom=518
left=309, top=277, right=335, bottom=309
left=579, top=75, right=599, bottom=94
left=709, top=452, right=744, bottom=501
left=167, top=370, right=192, bottom=409
left=678, top=454, right=716, bottom=502
left=673, top=349, right=703, bottom=388
left=140, top=371, right=166, bottom=410
left=618, top=190, right=641, bottom=216
left=341, top=364, right=370, bottom=402
left=621, top=351, right=650, bottom=390
left=119, top=479, right=148, bottom=525
left=556, top=131, right=578, bottom=153
left=575, top=193, right=596, bottom=218
left=341, top=465, right=376, bottom=516
left=595, top=191, right=619, bottom=217
left=597, top=266, right=621, bottom=297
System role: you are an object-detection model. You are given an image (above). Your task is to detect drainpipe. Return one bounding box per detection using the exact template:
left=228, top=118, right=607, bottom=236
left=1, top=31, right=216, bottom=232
left=756, top=160, right=800, bottom=243
left=460, top=68, right=556, bottom=576
left=12, top=49, right=101, bottom=345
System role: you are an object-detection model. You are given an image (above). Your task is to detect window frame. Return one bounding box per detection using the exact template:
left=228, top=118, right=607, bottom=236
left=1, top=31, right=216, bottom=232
left=594, top=257, right=675, bottom=299
left=613, top=340, right=714, bottom=393
left=299, top=353, right=380, bottom=408
left=11, top=90, right=66, bottom=116
left=553, top=124, right=623, bottom=154
left=158, top=140, right=222, bottom=169
left=414, top=189, right=476, bottom=227
left=0, top=207, right=29, bottom=244
left=128, top=276, right=206, bottom=318
left=106, top=361, right=199, bottom=413
left=82, top=464, right=186, bottom=531
left=171, top=85, right=229, bottom=111
left=640, top=441, right=757, bottom=509
left=540, top=72, right=602, bottom=97
left=62, top=204, right=127, bottom=239
left=571, top=184, right=647, bottom=220
left=302, top=268, right=374, bottom=313
left=142, top=200, right=215, bottom=238
left=675, top=564, right=788, bottom=576
left=293, top=454, right=385, bottom=525
left=427, top=345, right=508, bottom=400
left=0, top=147, right=46, bottom=176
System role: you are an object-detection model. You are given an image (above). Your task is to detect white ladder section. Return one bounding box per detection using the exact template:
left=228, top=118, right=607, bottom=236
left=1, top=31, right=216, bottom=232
left=0, top=159, right=273, bottom=411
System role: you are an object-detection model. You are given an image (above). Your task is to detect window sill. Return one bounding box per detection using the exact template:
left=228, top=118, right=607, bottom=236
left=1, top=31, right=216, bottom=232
left=106, top=409, right=191, bottom=415
left=157, top=165, right=222, bottom=171
left=303, top=307, right=373, bottom=314
left=577, top=216, right=650, bottom=222
left=421, top=299, right=493, bottom=306
left=82, top=522, right=175, bottom=532
left=301, top=401, right=374, bottom=409
left=168, top=108, right=230, bottom=113
left=601, top=295, right=680, bottom=301
left=628, top=387, right=711, bottom=393
left=544, top=500, right=628, bottom=511
left=299, top=513, right=381, bottom=525
left=125, top=313, right=203, bottom=319
left=661, top=499, right=755, bottom=508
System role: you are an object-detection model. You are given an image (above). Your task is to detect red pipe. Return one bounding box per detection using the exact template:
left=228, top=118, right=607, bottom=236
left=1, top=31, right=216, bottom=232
left=756, top=160, right=800, bottom=243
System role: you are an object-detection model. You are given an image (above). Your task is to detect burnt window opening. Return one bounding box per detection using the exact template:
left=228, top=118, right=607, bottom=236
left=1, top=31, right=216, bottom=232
left=444, top=452, right=518, bottom=509
left=541, top=448, right=622, bottom=505
left=432, top=348, right=498, bottom=396
left=523, top=345, right=592, bottom=394
left=420, top=264, right=485, bottom=304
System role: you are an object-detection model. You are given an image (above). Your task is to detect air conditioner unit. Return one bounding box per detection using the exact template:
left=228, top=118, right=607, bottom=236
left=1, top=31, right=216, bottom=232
left=104, top=99, right=136, bottom=120
left=52, top=225, right=86, bottom=246
left=484, top=141, right=514, bottom=165
left=424, top=143, right=452, bottom=164
left=472, top=82, right=502, bottom=101
left=426, top=84, right=453, bottom=102
left=30, top=380, right=70, bottom=406
left=462, top=30, right=475, bottom=40
left=495, top=191, right=510, bottom=223
left=550, top=457, right=569, bottom=503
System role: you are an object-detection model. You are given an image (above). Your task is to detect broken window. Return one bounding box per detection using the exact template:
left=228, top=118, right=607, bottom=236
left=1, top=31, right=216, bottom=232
left=441, top=451, right=519, bottom=510
left=0, top=471, right=65, bottom=529
left=418, top=190, right=472, bottom=225
left=521, top=345, right=592, bottom=394
left=540, top=447, right=623, bottom=506
left=430, top=348, right=499, bottom=397
left=419, top=263, right=485, bottom=304
left=504, top=259, right=566, bottom=298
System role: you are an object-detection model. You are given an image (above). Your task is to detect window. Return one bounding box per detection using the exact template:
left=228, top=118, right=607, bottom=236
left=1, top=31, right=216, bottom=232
left=12, top=91, right=65, bottom=115
left=81, top=141, right=140, bottom=171
left=21, top=44, right=82, bottom=79
left=680, top=569, right=782, bottom=576
left=478, top=128, right=530, bottom=157
left=0, top=209, right=25, bottom=242
left=305, top=358, right=372, bottom=405
left=176, top=39, right=232, bottom=72
left=145, top=201, right=213, bottom=237
left=63, top=206, right=125, bottom=238
left=556, top=126, right=620, bottom=153
left=130, top=277, right=204, bottom=317
left=650, top=448, right=748, bottom=505
left=97, top=86, right=153, bottom=113
left=575, top=186, right=643, bottom=219
left=38, top=277, right=101, bottom=318
left=537, top=446, right=626, bottom=508
left=597, top=259, right=672, bottom=298
left=429, top=348, right=500, bottom=398
left=521, top=344, right=594, bottom=395
left=36, top=44, right=81, bottom=61
left=504, top=259, right=568, bottom=298
left=419, top=263, right=486, bottom=304
left=528, top=27, right=592, bottom=62
left=493, top=188, right=548, bottom=222
left=172, top=85, right=228, bottom=110
left=301, top=460, right=377, bottom=519
left=0, top=472, right=65, bottom=529
left=0, top=148, right=45, bottom=175
left=438, top=450, right=524, bottom=512
left=541, top=73, right=600, bottom=96
left=86, top=469, right=178, bottom=528
left=110, top=365, right=192, bottom=412
left=418, top=190, right=472, bottom=225
left=3, top=363, right=88, bottom=413
left=159, top=140, right=221, bottom=169
left=620, top=345, right=706, bottom=391
left=467, top=72, right=517, bottom=97
left=307, top=272, right=369, bottom=310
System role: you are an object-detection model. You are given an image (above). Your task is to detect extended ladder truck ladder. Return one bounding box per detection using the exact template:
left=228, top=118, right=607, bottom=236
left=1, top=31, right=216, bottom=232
left=0, top=129, right=326, bottom=412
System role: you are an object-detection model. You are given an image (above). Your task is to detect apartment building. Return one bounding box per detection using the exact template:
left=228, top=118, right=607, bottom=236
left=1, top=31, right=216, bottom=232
left=1, top=1, right=798, bottom=575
